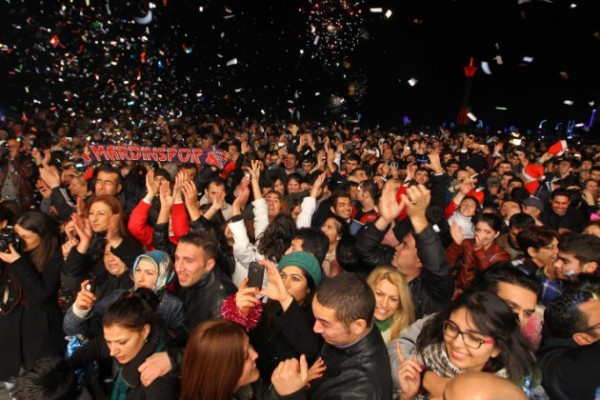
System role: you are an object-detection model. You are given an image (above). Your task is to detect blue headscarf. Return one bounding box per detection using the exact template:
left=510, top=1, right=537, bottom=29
left=132, top=250, right=173, bottom=292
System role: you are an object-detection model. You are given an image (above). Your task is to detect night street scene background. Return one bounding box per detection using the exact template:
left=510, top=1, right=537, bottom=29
left=1, top=0, right=599, bottom=138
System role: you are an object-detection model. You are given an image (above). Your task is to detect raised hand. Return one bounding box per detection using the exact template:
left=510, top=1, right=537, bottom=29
left=62, top=238, right=79, bottom=259
left=396, top=343, right=421, bottom=400
left=74, top=279, right=97, bottom=311
left=459, top=179, right=475, bottom=195
left=159, top=180, right=175, bottom=208
left=450, top=221, right=464, bottom=246
left=424, top=153, right=444, bottom=174
left=378, top=180, right=406, bottom=223
left=235, top=278, right=262, bottom=316
left=182, top=180, right=200, bottom=218
left=39, top=166, right=61, bottom=189
left=172, top=171, right=186, bottom=202
left=72, top=213, right=93, bottom=245
left=145, top=169, right=158, bottom=198
left=259, top=259, right=293, bottom=310
left=310, top=172, right=327, bottom=199
left=232, top=181, right=251, bottom=215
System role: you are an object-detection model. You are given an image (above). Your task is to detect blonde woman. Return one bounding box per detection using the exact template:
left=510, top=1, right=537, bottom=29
left=367, top=267, right=415, bottom=344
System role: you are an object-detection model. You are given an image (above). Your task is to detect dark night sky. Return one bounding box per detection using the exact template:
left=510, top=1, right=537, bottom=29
left=1, top=0, right=598, bottom=130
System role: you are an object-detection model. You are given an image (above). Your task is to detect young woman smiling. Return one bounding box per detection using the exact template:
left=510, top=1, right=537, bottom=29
left=396, top=290, right=536, bottom=399
left=63, top=195, right=142, bottom=302
left=447, top=213, right=512, bottom=291
left=367, top=267, right=415, bottom=344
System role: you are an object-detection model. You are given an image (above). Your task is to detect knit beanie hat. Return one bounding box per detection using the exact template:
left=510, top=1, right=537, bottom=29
left=278, top=251, right=322, bottom=287
left=132, top=250, right=174, bottom=292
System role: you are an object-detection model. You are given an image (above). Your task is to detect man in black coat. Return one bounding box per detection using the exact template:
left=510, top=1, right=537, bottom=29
left=271, top=273, right=392, bottom=400
left=355, top=182, right=454, bottom=319
left=136, top=232, right=237, bottom=385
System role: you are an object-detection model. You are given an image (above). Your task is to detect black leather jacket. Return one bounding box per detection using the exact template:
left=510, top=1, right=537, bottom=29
left=356, top=223, right=454, bottom=319
left=176, top=266, right=237, bottom=339
left=278, top=326, right=392, bottom=400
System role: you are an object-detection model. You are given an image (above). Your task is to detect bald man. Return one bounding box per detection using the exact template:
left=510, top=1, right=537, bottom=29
left=443, top=372, right=527, bottom=400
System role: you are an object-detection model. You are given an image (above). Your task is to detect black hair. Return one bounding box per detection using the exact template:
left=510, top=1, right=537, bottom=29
left=103, top=288, right=159, bottom=330
left=543, top=275, right=600, bottom=340
left=316, top=273, right=375, bottom=328
left=335, top=235, right=363, bottom=275
left=295, top=227, right=329, bottom=265
left=178, top=232, right=220, bottom=261
left=550, top=188, right=571, bottom=200
left=95, top=164, right=123, bottom=186
left=15, top=211, right=60, bottom=273
left=257, top=214, right=296, bottom=262
left=474, top=262, right=542, bottom=299
left=516, top=225, right=559, bottom=254
left=508, top=213, right=535, bottom=230
left=474, top=212, right=506, bottom=234
left=558, top=232, right=600, bottom=265
left=10, top=357, right=77, bottom=400
left=416, top=290, right=536, bottom=382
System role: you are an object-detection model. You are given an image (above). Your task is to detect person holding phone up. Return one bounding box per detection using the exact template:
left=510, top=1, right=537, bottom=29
left=221, top=252, right=324, bottom=392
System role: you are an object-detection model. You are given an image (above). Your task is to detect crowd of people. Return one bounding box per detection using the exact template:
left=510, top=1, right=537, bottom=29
left=1, top=112, right=600, bottom=400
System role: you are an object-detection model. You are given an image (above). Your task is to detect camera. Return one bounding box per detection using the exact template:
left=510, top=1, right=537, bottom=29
left=0, top=226, right=22, bottom=253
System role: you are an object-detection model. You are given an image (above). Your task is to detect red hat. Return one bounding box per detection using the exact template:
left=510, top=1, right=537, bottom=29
left=547, top=140, right=567, bottom=157
left=522, top=164, right=544, bottom=182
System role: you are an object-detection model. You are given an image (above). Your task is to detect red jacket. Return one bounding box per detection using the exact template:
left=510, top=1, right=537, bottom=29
left=446, top=239, right=511, bottom=291
left=128, top=199, right=190, bottom=249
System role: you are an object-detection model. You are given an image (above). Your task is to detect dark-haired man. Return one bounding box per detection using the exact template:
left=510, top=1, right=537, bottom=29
left=539, top=278, right=600, bottom=399
left=138, top=232, right=237, bottom=385
left=553, top=233, right=600, bottom=281
left=356, top=182, right=453, bottom=319
left=541, top=188, right=586, bottom=233
left=271, top=273, right=392, bottom=400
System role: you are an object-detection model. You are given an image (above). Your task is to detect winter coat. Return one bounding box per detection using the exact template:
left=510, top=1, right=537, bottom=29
left=446, top=239, right=512, bottom=291
left=69, top=326, right=179, bottom=400
left=276, top=326, right=392, bottom=400
left=356, top=224, right=454, bottom=319
left=0, top=252, right=65, bottom=381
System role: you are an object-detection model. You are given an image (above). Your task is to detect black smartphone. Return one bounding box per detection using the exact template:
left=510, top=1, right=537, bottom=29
left=247, top=262, right=265, bottom=289
left=85, top=276, right=96, bottom=293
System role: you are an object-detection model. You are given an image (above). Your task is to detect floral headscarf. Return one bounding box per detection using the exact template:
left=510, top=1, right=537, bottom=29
left=132, top=250, right=173, bottom=292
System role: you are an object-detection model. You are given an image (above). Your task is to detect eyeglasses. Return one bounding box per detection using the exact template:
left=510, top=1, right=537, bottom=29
left=443, top=320, right=495, bottom=350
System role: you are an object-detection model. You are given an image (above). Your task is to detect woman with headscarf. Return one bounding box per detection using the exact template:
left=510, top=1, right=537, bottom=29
left=63, top=250, right=184, bottom=342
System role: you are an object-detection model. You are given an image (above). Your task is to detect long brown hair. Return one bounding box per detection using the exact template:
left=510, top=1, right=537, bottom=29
left=181, top=319, right=247, bottom=400
left=85, top=195, right=129, bottom=239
